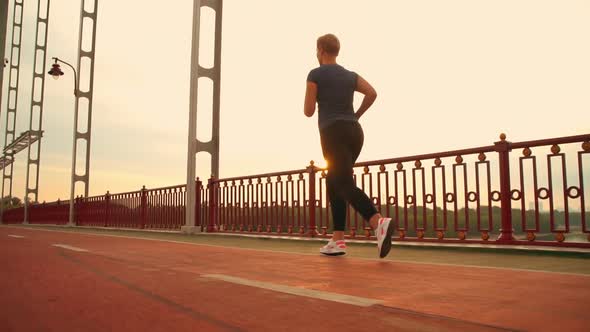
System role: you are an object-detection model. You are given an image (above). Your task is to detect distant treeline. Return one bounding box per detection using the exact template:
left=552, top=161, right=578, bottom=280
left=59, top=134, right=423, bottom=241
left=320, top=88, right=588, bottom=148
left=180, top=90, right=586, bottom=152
left=213, top=203, right=589, bottom=237
left=77, top=200, right=590, bottom=237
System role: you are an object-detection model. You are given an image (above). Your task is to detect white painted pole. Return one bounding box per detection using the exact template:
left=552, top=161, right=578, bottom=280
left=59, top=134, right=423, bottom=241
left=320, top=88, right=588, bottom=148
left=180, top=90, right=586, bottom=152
left=183, top=0, right=202, bottom=233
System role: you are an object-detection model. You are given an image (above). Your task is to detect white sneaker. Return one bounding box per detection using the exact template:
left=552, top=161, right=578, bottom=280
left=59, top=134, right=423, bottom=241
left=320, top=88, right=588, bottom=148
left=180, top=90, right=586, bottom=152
left=320, top=240, right=347, bottom=256
left=375, top=218, right=394, bottom=258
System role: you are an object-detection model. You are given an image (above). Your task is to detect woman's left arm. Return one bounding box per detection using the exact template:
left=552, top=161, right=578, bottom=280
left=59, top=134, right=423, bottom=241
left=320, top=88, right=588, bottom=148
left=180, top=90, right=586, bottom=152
left=304, top=81, right=317, bottom=117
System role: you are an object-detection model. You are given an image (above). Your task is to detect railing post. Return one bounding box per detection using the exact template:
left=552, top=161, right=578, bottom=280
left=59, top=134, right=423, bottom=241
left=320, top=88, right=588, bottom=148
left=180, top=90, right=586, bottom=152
left=495, top=133, right=515, bottom=242
left=140, top=186, right=147, bottom=229
left=104, top=191, right=110, bottom=227
left=195, top=178, right=202, bottom=230
left=307, top=161, right=317, bottom=237
left=23, top=198, right=29, bottom=225
left=77, top=196, right=84, bottom=226
left=207, top=177, right=217, bottom=232
left=69, top=198, right=76, bottom=226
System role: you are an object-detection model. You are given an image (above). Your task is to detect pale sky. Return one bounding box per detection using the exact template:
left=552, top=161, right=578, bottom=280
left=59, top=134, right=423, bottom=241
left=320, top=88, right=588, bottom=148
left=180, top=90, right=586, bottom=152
left=1, top=0, right=589, bottom=203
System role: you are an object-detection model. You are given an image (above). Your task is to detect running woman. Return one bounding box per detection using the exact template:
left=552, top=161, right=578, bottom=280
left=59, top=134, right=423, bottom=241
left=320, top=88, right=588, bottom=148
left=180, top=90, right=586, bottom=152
left=304, top=33, right=395, bottom=258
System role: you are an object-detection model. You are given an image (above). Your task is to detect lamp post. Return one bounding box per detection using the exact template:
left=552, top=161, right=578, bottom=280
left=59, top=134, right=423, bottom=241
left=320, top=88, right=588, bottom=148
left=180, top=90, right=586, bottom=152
left=48, top=57, right=77, bottom=96
left=47, top=57, right=79, bottom=226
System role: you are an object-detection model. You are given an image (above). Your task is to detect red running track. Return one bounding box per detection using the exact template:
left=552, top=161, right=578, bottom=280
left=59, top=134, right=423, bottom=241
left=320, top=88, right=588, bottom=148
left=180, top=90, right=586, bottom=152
left=1, top=226, right=589, bottom=332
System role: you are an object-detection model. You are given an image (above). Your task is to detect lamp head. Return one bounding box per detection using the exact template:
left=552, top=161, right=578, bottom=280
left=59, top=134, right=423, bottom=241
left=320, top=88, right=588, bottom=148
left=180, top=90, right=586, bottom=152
left=48, top=62, right=64, bottom=80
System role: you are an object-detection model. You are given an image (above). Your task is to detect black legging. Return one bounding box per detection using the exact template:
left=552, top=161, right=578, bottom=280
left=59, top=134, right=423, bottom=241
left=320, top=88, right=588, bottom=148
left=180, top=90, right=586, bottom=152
left=320, top=120, right=378, bottom=231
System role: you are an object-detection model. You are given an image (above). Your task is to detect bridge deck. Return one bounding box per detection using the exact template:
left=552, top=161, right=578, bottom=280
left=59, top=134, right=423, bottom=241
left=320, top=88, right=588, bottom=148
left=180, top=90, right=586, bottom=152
left=1, top=225, right=588, bottom=332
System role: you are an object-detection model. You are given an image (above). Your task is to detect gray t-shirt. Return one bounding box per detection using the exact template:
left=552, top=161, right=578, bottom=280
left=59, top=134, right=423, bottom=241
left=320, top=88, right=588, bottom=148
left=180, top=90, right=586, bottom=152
left=307, top=64, right=358, bottom=130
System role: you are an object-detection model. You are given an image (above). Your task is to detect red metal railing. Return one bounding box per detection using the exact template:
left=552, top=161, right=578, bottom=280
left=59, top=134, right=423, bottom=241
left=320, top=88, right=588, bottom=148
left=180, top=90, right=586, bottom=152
left=145, top=184, right=186, bottom=229
left=29, top=200, right=70, bottom=225
left=207, top=134, right=590, bottom=247
left=2, top=200, right=69, bottom=225
left=77, top=184, right=192, bottom=230
left=2, top=133, right=589, bottom=248
left=2, top=207, right=25, bottom=224
left=78, top=195, right=107, bottom=227
left=210, top=167, right=315, bottom=235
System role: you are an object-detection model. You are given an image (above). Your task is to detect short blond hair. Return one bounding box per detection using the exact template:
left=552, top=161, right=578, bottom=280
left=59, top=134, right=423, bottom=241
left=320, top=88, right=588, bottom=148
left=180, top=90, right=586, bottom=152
left=317, top=34, right=340, bottom=56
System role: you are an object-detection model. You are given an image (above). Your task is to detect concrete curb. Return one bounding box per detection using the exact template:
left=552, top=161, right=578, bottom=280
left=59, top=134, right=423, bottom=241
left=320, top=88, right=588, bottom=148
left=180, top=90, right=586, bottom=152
left=4, top=223, right=590, bottom=256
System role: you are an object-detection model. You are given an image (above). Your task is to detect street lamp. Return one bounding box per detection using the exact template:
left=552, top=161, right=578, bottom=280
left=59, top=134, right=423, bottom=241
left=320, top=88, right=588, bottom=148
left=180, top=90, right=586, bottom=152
left=48, top=63, right=63, bottom=79
left=48, top=57, right=77, bottom=96
left=47, top=56, right=79, bottom=226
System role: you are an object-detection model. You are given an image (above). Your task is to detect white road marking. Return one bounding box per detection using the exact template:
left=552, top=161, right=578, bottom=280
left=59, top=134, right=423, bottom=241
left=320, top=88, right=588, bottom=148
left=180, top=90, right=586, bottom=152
left=7, top=235, right=24, bottom=238
left=202, top=274, right=383, bottom=307
left=52, top=244, right=89, bottom=252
